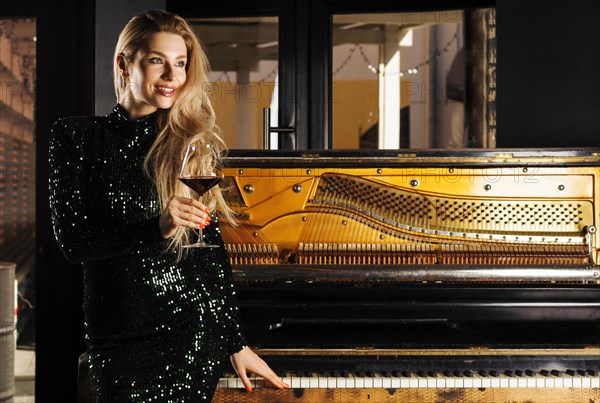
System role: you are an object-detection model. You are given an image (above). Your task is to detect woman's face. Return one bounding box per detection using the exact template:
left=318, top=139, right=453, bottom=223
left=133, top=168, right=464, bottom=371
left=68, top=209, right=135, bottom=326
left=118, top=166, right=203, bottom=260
left=120, top=32, right=188, bottom=119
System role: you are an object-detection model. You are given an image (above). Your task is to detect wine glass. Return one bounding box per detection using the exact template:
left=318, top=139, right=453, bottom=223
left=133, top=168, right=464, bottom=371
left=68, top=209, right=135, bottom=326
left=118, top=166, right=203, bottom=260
left=178, top=142, right=224, bottom=249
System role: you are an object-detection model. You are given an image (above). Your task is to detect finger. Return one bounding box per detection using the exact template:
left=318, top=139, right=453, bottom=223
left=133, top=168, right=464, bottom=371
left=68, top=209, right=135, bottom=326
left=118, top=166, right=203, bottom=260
left=170, top=198, right=210, bottom=223
left=238, top=370, right=253, bottom=393
left=172, top=214, right=204, bottom=230
left=190, top=198, right=210, bottom=214
left=180, top=198, right=212, bottom=222
left=174, top=206, right=210, bottom=226
left=263, top=368, right=288, bottom=389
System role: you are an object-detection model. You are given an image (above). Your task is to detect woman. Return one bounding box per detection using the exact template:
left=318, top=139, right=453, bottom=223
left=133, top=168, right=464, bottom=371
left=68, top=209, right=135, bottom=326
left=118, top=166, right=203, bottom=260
left=49, top=9, right=288, bottom=402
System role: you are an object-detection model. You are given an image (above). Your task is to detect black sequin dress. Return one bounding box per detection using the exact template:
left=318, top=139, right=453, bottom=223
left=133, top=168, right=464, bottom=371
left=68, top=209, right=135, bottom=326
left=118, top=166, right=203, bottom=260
left=49, top=104, right=246, bottom=402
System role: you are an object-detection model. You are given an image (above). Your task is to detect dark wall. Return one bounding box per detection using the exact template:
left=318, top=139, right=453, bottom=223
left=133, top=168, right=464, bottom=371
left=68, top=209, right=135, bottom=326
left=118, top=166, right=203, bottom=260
left=35, top=0, right=95, bottom=400
left=1, top=1, right=94, bottom=402
left=497, top=0, right=600, bottom=147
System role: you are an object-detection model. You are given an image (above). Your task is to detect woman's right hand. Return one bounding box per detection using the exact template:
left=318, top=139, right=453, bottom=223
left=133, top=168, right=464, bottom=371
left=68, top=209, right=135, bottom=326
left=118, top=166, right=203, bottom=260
left=159, top=196, right=211, bottom=239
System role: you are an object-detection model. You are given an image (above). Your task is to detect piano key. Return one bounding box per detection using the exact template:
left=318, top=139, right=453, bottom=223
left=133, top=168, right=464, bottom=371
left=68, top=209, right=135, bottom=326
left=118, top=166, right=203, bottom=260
left=354, top=374, right=365, bottom=388
left=309, top=373, right=320, bottom=388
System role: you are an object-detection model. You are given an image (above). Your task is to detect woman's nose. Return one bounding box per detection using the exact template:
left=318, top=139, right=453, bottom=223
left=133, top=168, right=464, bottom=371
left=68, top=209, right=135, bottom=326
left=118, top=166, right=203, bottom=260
left=162, top=65, right=174, bottom=80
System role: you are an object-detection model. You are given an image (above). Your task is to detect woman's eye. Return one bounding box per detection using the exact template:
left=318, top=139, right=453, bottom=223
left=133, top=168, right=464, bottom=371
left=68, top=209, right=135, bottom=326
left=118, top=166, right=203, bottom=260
left=149, top=57, right=163, bottom=64
left=176, top=61, right=186, bottom=68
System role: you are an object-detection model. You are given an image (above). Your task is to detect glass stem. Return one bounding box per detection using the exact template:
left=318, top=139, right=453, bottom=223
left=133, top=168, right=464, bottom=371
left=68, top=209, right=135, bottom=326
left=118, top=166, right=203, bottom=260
left=197, top=194, right=204, bottom=244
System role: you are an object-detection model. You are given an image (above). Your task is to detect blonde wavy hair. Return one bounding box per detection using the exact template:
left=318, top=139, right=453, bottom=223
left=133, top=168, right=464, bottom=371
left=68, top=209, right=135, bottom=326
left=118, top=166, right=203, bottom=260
left=113, top=9, right=235, bottom=256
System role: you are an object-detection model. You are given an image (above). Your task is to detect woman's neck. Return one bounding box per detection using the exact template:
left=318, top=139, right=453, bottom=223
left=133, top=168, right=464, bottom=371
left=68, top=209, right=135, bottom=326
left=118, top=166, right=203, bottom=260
left=119, top=101, right=158, bottom=121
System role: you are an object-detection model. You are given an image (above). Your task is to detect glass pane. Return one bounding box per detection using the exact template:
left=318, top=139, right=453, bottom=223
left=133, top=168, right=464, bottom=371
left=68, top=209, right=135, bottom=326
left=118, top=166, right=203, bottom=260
left=186, top=17, right=279, bottom=149
left=0, top=14, right=36, bottom=370
left=332, top=9, right=496, bottom=149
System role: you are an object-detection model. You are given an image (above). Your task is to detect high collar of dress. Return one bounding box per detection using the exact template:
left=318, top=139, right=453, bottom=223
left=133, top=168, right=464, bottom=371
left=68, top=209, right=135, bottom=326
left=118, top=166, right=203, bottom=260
left=108, top=103, right=158, bottom=135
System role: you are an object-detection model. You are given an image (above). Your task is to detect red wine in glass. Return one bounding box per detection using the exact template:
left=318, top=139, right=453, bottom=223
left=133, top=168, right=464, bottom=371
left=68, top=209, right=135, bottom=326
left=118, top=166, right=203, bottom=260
left=178, top=175, right=223, bottom=195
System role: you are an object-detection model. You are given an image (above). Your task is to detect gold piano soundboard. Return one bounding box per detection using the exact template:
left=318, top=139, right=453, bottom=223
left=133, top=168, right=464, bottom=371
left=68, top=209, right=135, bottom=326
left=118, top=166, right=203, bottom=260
left=220, top=150, right=599, bottom=272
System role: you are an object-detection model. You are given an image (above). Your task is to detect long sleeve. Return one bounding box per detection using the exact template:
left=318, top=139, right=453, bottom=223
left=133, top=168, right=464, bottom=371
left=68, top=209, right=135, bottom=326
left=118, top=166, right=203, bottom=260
left=49, top=118, right=166, bottom=264
left=207, top=219, right=248, bottom=354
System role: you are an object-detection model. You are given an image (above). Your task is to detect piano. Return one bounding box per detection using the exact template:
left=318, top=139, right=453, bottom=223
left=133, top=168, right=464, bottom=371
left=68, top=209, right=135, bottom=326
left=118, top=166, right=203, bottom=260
left=213, top=149, right=600, bottom=402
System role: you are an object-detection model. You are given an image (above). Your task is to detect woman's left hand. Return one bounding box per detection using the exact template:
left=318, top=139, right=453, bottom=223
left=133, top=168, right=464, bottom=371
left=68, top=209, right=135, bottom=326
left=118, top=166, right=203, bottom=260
left=230, top=346, right=290, bottom=392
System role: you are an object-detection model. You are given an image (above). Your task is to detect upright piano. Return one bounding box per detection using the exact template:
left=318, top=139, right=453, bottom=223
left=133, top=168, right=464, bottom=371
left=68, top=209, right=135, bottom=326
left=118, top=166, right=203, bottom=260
left=214, top=149, right=600, bottom=402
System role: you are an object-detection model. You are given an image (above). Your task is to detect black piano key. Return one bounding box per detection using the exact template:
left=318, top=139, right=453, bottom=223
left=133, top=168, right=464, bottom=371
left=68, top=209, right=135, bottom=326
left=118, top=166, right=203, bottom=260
left=540, top=370, right=550, bottom=377
left=489, top=370, right=499, bottom=377
left=526, top=370, right=535, bottom=377
left=401, top=371, right=411, bottom=378
left=463, top=370, right=474, bottom=378
left=566, top=369, right=576, bottom=376
left=577, top=369, right=587, bottom=376
left=417, top=371, right=427, bottom=377
left=479, top=370, right=489, bottom=377
left=587, top=369, right=598, bottom=376
left=342, top=370, right=349, bottom=378
left=443, top=370, right=452, bottom=377
left=427, top=371, right=436, bottom=377
left=551, top=370, right=561, bottom=377
left=391, top=371, right=400, bottom=377
left=504, top=370, right=515, bottom=377
left=453, top=370, right=462, bottom=377
left=357, top=370, right=366, bottom=377
left=515, top=370, right=524, bottom=377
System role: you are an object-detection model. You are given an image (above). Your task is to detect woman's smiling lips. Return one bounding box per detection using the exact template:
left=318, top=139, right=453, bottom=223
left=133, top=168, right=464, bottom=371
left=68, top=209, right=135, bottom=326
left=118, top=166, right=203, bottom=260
left=155, top=85, right=176, bottom=97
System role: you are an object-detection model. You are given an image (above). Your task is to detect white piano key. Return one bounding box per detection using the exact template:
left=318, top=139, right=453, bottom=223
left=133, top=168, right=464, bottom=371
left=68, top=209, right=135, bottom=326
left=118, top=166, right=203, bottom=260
left=327, top=376, right=337, bottom=388
left=435, top=375, right=446, bottom=389
left=382, top=376, right=391, bottom=389
left=490, top=376, right=500, bottom=388
left=391, top=377, right=400, bottom=388
left=517, top=377, right=527, bottom=388
left=354, top=376, right=365, bottom=388
left=417, top=375, right=427, bottom=388
left=463, top=377, right=473, bottom=388
left=317, top=376, right=328, bottom=388
left=554, top=377, right=564, bottom=388
left=446, top=377, right=455, bottom=388
left=364, top=376, right=374, bottom=388
left=337, top=375, right=347, bottom=388
left=591, top=377, right=599, bottom=388
left=582, top=377, right=591, bottom=388
left=309, top=374, right=320, bottom=388
left=346, top=374, right=355, bottom=388
left=291, top=376, right=301, bottom=389
left=562, top=377, right=573, bottom=388
left=373, top=373, right=383, bottom=388
left=426, top=376, right=437, bottom=388
left=217, top=377, right=228, bottom=388
left=572, top=376, right=582, bottom=388
left=454, top=377, right=464, bottom=388
left=400, top=377, right=410, bottom=388
left=408, top=374, right=419, bottom=388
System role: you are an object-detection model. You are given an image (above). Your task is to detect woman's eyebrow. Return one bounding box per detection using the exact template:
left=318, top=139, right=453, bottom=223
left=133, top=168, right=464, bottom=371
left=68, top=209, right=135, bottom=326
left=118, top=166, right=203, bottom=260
left=147, top=50, right=187, bottom=60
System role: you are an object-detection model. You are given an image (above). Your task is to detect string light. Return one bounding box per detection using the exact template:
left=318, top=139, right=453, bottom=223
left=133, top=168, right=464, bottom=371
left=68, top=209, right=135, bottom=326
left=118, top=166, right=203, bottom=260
left=333, top=32, right=458, bottom=77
